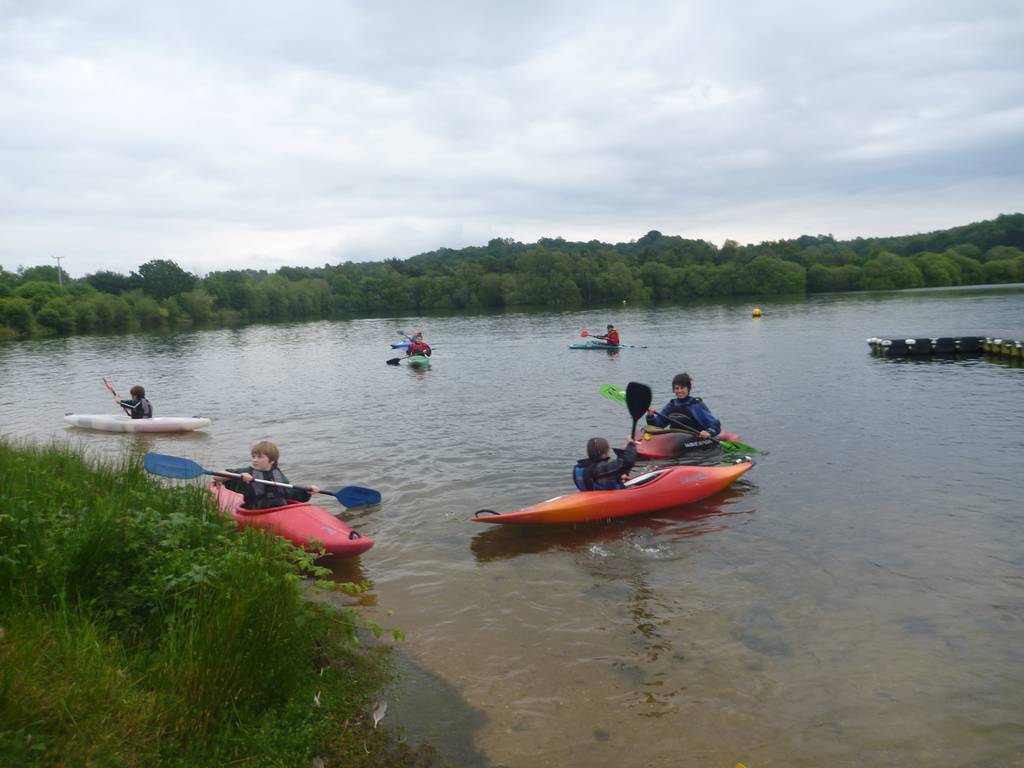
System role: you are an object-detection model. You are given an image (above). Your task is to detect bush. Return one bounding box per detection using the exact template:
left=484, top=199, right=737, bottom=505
left=35, top=297, right=75, bottom=334
left=0, top=440, right=404, bottom=766
left=0, top=297, right=33, bottom=335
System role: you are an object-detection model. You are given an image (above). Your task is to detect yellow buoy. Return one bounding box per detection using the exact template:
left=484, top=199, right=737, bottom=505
left=752, top=308, right=762, bottom=318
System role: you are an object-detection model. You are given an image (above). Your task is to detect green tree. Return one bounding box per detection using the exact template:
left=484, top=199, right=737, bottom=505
left=132, top=259, right=197, bottom=300
left=860, top=252, right=923, bottom=290
left=0, top=297, right=34, bottom=335
left=123, top=290, right=167, bottom=329
left=84, top=270, right=135, bottom=295
left=36, top=297, right=75, bottom=334
left=177, top=288, right=216, bottom=324
left=17, top=264, right=68, bottom=285
left=14, top=281, right=63, bottom=312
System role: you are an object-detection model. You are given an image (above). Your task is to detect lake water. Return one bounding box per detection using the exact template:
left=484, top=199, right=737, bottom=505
left=2, top=286, right=1023, bottom=767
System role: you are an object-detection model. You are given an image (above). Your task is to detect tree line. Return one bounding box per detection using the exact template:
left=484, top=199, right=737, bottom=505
left=2, top=213, right=1022, bottom=339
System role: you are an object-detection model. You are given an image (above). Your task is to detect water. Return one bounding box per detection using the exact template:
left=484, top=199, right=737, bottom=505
left=2, top=286, right=1023, bottom=767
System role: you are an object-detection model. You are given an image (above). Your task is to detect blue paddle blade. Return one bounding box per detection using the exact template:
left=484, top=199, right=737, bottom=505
left=144, top=452, right=210, bottom=479
left=334, top=485, right=381, bottom=508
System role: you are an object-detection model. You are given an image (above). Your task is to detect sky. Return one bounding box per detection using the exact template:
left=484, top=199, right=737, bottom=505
left=1, top=1, right=1023, bottom=278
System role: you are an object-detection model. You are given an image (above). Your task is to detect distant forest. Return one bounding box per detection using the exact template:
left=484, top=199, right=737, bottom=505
left=2, top=213, right=1022, bottom=339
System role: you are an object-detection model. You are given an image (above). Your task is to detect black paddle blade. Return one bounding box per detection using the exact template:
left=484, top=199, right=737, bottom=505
left=625, top=381, right=652, bottom=420
left=386, top=357, right=401, bottom=366
left=625, top=381, right=652, bottom=441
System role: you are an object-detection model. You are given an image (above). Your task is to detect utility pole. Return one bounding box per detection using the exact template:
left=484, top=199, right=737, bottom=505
left=50, top=255, right=64, bottom=288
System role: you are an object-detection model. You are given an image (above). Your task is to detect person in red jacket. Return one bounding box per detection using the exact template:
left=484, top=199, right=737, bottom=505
left=406, top=331, right=432, bottom=357
left=596, top=324, right=620, bottom=346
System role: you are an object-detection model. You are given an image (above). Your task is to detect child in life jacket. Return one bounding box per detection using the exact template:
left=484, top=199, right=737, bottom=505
left=223, top=441, right=320, bottom=510
left=646, top=372, right=720, bottom=438
left=573, top=438, right=637, bottom=491
left=406, top=331, right=432, bottom=357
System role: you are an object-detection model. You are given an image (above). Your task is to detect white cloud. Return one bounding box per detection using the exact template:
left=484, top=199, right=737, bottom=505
left=1, top=0, right=1022, bottom=277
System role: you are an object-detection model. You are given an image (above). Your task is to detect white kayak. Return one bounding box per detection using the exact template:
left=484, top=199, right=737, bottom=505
left=63, top=414, right=211, bottom=433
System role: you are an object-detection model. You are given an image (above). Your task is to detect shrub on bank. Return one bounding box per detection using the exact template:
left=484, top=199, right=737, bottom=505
left=0, top=439, right=437, bottom=767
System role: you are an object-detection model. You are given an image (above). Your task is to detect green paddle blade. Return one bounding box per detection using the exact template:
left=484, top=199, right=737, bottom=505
left=598, top=383, right=626, bottom=404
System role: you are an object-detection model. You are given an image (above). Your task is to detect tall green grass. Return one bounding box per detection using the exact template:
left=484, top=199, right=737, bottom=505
left=0, top=439, right=437, bottom=767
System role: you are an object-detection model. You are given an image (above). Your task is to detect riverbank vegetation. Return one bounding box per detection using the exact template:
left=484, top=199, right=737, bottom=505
left=1, top=213, right=1022, bottom=340
left=0, top=439, right=440, bottom=767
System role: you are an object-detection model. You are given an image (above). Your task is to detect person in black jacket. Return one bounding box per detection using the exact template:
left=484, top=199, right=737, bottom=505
left=223, top=441, right=320, bottom=510
left=113, top=385, right=153, bottom=419
left=573, top=438, right=637, bottom=491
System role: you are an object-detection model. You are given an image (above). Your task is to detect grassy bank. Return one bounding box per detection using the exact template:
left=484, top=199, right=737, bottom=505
left=0, top=439, right=441, bottom=767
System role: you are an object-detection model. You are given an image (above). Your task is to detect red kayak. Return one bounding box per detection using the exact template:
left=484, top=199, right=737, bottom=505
left=209, top=483, right=374, bottom=557
left=472, top=460, right=752, bottom=525
left=631, top=425, right=744, bottom=460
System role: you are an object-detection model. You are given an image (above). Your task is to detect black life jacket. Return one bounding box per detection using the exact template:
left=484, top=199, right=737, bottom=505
left=249, top=467, right=290, bottom=508
left=573, top=459, right=623, bottom=491
left=664, top=397, right=703, bottom=429
left=123, top=397, right=153, bottom=419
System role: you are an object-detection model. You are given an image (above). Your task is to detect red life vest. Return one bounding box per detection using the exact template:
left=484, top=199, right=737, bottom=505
left=605, top=330, right=620, bottom=345
left=408, top=340, right=431, bottom=356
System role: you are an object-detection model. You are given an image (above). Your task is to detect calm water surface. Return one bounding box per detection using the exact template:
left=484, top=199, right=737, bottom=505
left=2, top=287, right=1023, bottom=767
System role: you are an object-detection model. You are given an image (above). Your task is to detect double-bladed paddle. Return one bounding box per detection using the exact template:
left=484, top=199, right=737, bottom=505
left=599, top=383, right=758, bottom=453
left=143, top=452, right=382, bottom=508
left=578, top=330, right=646, bottom=349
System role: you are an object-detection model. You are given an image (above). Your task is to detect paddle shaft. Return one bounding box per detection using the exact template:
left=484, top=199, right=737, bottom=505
left=213, top=469, right=318, bottom=494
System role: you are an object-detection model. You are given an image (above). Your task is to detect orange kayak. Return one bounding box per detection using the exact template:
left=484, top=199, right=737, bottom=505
left=209, top=483, right=374, bottom=557
left=472, top=460, right=752, bottom=525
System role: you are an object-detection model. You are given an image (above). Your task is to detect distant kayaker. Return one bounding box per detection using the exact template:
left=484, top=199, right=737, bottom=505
left=595, top=324, right=620, bottom=346
left=113, top=385, right=153, bottom=419
left=573, top=438, right=637, bottom=490
left=406, top=331, right=432, bottom=357
left=646, top=373, right=720, bottom=438
left=222, top=441, right=320, bottom=510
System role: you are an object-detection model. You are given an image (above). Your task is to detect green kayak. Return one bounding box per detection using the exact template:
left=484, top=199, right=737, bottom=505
left=406, top=354, right=431, bottom=368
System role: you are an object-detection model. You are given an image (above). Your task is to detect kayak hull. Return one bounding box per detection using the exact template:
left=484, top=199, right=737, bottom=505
left=64, top=414, right=211, bottom=433
left=391, top=340, right=411, bottom=349
left=569, top=341, right=622, bottom=350
left=406, top=354, right=431, bottom=368
left=209, top=483, right=374, bottom=557
left=473, top=461, right=752, bottom=525
left=632, top=426, right=743, bottom=460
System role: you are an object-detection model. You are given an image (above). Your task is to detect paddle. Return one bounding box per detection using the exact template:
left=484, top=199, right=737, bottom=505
left=143, top=452, right=381, bottom=508
left=386, top=354, right=430, bottom=366
left=103, top=376, right=134, bottom=417
left=625, top=382, right=652, bottom=443
left=578, top=330, right=646, bottom=349
left=599, top=383, right=758, bottom=453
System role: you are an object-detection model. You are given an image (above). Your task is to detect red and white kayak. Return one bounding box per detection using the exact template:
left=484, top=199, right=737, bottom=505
left=472, top=460, right=753, bottom=525
left=631, top=425, right=744, bottom=460
left=209, top=483, right=374, bottom=557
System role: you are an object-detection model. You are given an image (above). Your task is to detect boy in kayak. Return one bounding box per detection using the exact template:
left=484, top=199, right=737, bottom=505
left=646, top=372, right=720, bottom=438
left=573, top=438, right=637, bottom=490
left=223, top=441, right=320, bottom=510
left=594, top=324, right=620, bottom=346
left=406, top=331, right=432, bottom=357
left=113, top=385, right=153, bottom=419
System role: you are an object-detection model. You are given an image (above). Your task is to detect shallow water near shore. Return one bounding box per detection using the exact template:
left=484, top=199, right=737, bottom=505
left=2, top=286, right=1023, bottom=767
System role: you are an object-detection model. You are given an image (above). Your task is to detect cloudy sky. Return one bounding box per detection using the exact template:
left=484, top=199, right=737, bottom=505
left=2, top=1, right=1022, bottom=277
